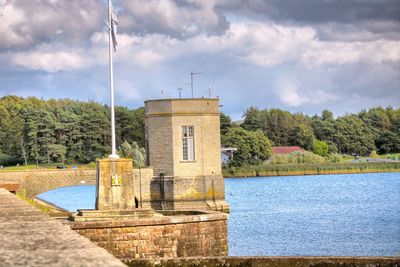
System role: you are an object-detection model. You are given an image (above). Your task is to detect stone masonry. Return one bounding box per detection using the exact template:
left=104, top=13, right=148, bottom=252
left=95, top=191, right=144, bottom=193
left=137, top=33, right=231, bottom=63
left=70, top=211, right=228, bottom=259
left=145, top=98, right=229, bottom=212
left=0, top=188, right=125, bottom=267
left=96, top=158, right=135, bottom=210
left=0, top=168, right=96, bottom=198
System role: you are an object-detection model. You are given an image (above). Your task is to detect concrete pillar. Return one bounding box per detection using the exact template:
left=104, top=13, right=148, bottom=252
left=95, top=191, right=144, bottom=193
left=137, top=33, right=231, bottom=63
left=95, top=158, right=135, bottom=210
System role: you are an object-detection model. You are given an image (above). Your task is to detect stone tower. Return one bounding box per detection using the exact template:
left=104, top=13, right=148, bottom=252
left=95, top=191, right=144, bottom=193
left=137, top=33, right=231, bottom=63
left=145, top=98, right=229, bottom=212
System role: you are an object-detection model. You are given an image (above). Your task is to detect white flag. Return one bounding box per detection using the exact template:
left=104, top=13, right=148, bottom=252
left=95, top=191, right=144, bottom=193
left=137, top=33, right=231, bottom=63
left=110, top=1, right=118, bottom=52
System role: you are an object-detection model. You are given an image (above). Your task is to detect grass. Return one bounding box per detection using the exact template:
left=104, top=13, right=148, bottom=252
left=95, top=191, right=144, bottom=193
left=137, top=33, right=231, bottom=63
left=0, top=163, right=95, bottom=171
left=223, top=162, right=400, bottom=177
left=378, top=153, right=400, bottom=159
left=16, top=193, right=53, bottom=213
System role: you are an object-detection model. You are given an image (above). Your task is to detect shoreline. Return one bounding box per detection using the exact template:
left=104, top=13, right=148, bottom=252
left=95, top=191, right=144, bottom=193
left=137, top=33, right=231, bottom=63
left=223, top=168, right=400, bottom=178
left=222, top=162, right=400, bottom=178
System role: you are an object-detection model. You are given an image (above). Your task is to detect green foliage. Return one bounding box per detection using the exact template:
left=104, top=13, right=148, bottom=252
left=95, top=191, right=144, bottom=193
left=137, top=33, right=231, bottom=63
left=118, top=141, right=146, bottom=167
left=223, top=127, right=272, bottom=166
left=223, top=162, right=400, bottom=177
left=369, top=150, right=379, bottom=158
left=313, top=140, right=329, bottom=157
left=291, top=125, right=314, bottom=150
left=242, top=107, right=315, bottom=149
left=0, top=96, right=145, bottom=165
left=1, top=95, right=399, bottom=166
left=269, top=151, right=326, bottom=165
left=220, top=112, right=232, bottom=136
left=0, top=153, right=20, bottom=166
left=241, top=107, right=262, bottom=131
left=326, top=153, right=343, bottom=163
left=239, top=106, right=399, bottom=156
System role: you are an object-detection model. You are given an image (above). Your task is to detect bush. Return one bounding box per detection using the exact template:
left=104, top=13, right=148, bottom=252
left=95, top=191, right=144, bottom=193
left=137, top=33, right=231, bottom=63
left=327, top=153, right=343, bottom=163
left=313, top=140, right=329, bottom=157
left=223, top=127, right=272, bottom=167
left=223, top=162, right=400, bottom=177
left=269, top=151, right=326, bottom=165
left=0, top=153, right=20, bottom=167
left=369, top=150, right=379, bottom=158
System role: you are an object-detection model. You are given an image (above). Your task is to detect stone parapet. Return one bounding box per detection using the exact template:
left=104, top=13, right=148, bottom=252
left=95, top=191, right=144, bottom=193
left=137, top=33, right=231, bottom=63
left=0, top=168, right=96, bottom=198
left=0, top=188, right=125, bottom=267
left=124, top=256, right=400, bottom=267
left=70, top=211, right=228, bottom=259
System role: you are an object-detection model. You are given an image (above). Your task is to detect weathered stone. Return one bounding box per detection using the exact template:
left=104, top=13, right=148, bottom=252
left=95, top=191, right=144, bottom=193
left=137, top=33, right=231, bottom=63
left=0, top=168, right=96, bottom=198
left=124, top=256, right=400, bottom=267
left=0, top=188, right=125, bottom=267
left=96, top=158, right=135, bottom=210
left=70, top=211, right=228, bottom=259
left=145, top=99, right=229, bottom=212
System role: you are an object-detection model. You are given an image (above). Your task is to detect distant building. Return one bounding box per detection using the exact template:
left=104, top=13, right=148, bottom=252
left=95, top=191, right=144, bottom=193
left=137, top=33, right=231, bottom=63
left=272, top=146, right=305, bottom=154
left=221, top=147, right=237, bottom=164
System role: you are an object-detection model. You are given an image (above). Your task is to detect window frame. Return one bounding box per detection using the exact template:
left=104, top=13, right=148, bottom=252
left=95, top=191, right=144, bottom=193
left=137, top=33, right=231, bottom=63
left=182, top=125, right=195, bottom=161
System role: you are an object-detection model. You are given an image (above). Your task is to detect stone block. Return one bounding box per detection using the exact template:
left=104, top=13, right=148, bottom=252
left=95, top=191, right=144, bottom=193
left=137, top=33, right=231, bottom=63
left=96, top=158, right=135, bottom=210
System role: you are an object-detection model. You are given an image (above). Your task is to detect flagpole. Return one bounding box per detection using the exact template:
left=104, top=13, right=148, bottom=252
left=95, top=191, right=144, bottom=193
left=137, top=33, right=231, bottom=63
left=108, top=0, right=118, bottom=159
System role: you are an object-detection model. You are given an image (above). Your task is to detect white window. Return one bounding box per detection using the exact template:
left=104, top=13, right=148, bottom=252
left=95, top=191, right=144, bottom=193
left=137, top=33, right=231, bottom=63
left=182, top=126, right=195, bottom=161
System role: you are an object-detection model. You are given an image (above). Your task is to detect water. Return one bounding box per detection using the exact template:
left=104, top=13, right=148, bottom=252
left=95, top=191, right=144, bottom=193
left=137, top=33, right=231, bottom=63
left=38, top=172, right=400, bottom=256
left=38, top=185, right=96, bottom=212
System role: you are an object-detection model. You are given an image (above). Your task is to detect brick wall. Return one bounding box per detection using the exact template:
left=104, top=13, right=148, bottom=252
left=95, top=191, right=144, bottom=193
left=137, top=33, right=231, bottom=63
left=70, top=211, right=228, bottom=259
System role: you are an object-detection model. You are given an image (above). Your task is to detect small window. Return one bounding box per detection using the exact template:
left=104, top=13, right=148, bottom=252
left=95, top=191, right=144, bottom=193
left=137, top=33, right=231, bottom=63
left=182, top=126, right=195, bottom=161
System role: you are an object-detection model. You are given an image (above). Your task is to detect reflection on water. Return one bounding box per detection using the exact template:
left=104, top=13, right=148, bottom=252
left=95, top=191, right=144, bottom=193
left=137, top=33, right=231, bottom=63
left=38, top=172, right=400, bottom=256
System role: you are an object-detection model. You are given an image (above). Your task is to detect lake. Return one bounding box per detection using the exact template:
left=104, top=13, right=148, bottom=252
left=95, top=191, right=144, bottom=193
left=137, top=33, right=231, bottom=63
left=38, top=172, right=400, bottom=256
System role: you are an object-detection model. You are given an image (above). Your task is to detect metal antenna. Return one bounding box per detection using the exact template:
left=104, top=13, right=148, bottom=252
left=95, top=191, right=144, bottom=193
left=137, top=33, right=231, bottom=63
left=177, top=88, right=183, bottom=98
left=190, top=72, right=204, bottom=98
left=208, top=85, right=212, bottom=98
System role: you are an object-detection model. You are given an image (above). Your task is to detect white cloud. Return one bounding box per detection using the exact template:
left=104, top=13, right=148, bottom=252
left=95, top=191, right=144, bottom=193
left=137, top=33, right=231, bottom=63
left=1, top=0, right=399, bottom=116
left=11, top=46, right=87, bottom=73
left=0, top=0, right=104, bottom=50
left=277, top=80, right=305, bottom=107
left=302, top=40, right=400, bottom=66
left=6, top=20, right=400, bottom=76
left=275, top=78, right=339, bottom=107
left=119, top=0, right=229, bottom=38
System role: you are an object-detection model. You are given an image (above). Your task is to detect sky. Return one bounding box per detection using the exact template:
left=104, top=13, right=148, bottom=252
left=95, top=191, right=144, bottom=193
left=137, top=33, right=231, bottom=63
left=0, top=0, right=399, bottom=120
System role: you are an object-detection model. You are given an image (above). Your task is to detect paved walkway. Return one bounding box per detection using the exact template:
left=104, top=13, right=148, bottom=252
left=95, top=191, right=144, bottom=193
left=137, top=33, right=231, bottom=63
left=0, top=188, right=126, bottom=267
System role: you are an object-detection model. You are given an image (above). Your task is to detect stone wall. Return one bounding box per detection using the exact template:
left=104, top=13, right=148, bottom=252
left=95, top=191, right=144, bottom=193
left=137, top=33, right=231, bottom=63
left=0, top=169, right=96, bottom=198
left=124, top=257, right=400, bottom=267
left=0, top=166, right=228, bottom=212
left=144, top=99, right=229, bottom=212
left=70, top=211, right=228, bottom=259
left=0, top=188, right=125, bottom=267
left=145, top=98, right=222, bottom=178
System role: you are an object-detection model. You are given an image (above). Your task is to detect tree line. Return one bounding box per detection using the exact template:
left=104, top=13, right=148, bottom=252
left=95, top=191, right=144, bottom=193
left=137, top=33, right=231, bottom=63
left=0, top=95, right=399, bottom=167
left=221, top=106, right=400, bottom=166
left=0, top=96, right=144, bottom=165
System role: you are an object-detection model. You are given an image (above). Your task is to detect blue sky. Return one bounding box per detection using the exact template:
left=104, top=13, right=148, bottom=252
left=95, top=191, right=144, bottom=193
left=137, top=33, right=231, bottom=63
left=0, top=0, right=399, bottom=120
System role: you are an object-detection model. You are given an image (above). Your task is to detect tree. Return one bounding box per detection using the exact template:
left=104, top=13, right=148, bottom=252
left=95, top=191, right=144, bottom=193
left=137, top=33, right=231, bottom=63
left=291, top=125, right=315, bottom=150
left=376, top=130, right=400, bottom=154
left=220, top=112, right=232, bottom=136
left=322, top=109, right=334, bottom=121
left=313, top=140, right=329, bottom=157
left=241, top=107, right=262, bottom=131
left=118, top=141, right=146, bottom=167
left=223, top=127, right=272, bottom=166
